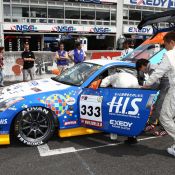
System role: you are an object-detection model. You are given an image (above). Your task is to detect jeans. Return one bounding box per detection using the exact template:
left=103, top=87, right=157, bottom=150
left=23, top=67, right=34, bottom=81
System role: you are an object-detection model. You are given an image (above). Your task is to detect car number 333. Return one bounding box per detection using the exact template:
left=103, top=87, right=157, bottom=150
left=80, top=95, right=103, bottom=124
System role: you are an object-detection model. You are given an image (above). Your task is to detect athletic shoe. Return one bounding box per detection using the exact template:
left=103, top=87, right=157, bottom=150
left=167, top=145, right=175, bottom=157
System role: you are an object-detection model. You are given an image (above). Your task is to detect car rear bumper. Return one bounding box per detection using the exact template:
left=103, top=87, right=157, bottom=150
left=0, top=134, right=10, bottom=145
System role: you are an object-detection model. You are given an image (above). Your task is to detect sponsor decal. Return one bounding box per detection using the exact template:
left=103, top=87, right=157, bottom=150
left=64, top=121, right=77, bottom=126
left=110, top=120, right=133, bottom=130
left=81, top=96, right=88, bottom=100
left=17, top=134, right=43, bottom=146
left=81, top=119, right=102, bottom=127
left=8, top=107, right=17, bottom=111
left=128, top=0, right=175, bottom=8
left=0, top=119, right=7, bottom=125
left=29, top=81, right=39, bottom=86
left=107, top=93, right=143, bottom=118
left=66, top=97, right=76, bottom=105
left=11, top=25, right=37, bottom=31
left=22, top=107, right=49, bottom=115
left=31, top=87, right=42, bottom=92
left=90, top=27, right=111, bottom=33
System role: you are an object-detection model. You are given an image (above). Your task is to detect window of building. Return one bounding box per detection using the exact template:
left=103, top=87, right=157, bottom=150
left=3, top=5, right=10, bottom=17
left=141, top=11, right=155, bottom=20
left=123, top=9, right=128, bottom=20
left=22, top=7, right=29, bottom=17
left=30, top=7, right=47, bottom=18
left=81, top=9, right=95, bottom=20
left=48, top=8, right=64, bottom=19
left=12, top=7, right=23, bottom=17
left=96, top=10, right=110, bottom=21
left=129, top=10, right=141, bottom=21
left=111, top=11, right=116, bottom=20
left=65, top=8, right=80, bottom=19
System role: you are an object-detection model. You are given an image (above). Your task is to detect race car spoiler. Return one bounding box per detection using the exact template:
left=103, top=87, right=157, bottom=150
left=138, top=10, right=175, bottom=34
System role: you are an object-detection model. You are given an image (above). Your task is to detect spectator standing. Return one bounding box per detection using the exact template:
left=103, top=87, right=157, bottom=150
left=55, top=43, right=69, bottom=73
left=120, top=40, right=133, bottom=58
left=21, top=43, right=35, bottom=81
left=69, top=42, right=86, bottom=64
left=0, top=47, right=4, bottom=87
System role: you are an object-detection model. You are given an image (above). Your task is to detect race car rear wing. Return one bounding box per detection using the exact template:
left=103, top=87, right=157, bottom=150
left=138, top=10, right=175, bottom=34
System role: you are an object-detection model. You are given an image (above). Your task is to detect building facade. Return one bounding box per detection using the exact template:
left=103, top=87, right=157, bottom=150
left=0, top=0, right=173, bottom=51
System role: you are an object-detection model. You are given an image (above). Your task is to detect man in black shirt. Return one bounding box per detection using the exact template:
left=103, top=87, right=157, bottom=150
left=21, top=43, right=35, bottom=81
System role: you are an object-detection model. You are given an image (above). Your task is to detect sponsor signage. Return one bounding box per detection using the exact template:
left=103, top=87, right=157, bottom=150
left=90, top=27, right=111, bottom=33
left=11, top=25, right=37, bottom=32
left=123, top=25, right=153, bottom=34
left=3, top=24, right=116, bottom=33
left=110, top=120, right=133, bottom=130
left=107, top=95, right=143, bottom=119
left=124, top=0, right=175, bottom=8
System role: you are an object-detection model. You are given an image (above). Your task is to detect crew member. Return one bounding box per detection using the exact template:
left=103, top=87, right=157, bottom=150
left=136, top=59, right=169, bottom=136
left=69, top=42, right=86, bottom=64
left=21, top=43, right=35, bottom=81
left=55, top=43, right=69, bottom=73
left=120, top=40, right=133, bottom=58
left=143, top=32, right=175, bottom=157
left=101, top=68, right=139, bottom=143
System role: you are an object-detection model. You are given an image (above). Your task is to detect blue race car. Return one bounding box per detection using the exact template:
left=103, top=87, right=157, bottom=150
left=0, top=60, right=157, bottom=146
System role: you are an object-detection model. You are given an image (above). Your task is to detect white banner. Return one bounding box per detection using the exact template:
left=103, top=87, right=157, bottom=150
left=124, top=0, right=175, bottom=8
left=123, top=25, right=153, bottom=34
left=3, top=24, right=116, bottom=33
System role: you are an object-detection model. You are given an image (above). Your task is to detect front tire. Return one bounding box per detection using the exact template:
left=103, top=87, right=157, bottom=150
left=14, top=107, right=55, bottom=146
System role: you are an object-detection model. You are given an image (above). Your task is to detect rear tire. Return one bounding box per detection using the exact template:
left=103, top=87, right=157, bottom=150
left=14, top=107, right=55, bottom=146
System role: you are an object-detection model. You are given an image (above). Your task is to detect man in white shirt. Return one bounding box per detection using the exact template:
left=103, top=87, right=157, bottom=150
left=120, top=40, right=134, bottom=58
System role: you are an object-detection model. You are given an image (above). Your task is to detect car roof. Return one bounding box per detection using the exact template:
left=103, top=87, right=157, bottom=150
left=84, top=59, right=135, bottom=67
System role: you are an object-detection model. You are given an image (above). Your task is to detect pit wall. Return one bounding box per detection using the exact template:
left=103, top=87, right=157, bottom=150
left=3, top=51, right=121, bottom=81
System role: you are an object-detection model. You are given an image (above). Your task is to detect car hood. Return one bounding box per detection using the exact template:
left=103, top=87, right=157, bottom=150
left=0, top=78, right=70, bottom=102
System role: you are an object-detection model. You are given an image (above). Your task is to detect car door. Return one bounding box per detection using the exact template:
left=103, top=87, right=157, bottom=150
left=79, top=67, right=158, bottom=137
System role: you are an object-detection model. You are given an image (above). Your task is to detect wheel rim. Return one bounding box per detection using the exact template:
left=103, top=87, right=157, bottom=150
left=19, top=111, right=51, bottom=142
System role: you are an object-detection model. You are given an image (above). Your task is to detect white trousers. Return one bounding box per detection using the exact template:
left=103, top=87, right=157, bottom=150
left=160, top=88, right=175, bottom=143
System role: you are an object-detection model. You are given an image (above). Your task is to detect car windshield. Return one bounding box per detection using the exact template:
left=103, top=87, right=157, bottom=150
left=52, top=62, right=101, bottom=86
left=122, top=44, right=164, bottom=62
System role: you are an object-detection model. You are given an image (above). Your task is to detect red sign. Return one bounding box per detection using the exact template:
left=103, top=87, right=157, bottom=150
left=92, top=52, right=121, bottom=60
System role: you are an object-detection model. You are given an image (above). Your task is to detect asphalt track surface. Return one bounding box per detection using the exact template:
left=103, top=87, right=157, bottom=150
left=1, top=82, right=175, bottom=175
left=0, top=133, right=175, bottom=175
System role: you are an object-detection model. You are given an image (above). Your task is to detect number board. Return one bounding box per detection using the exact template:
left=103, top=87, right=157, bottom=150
left=80, top=95, right=103, bottom=128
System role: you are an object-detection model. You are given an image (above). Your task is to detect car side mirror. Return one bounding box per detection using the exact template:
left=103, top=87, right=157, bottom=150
left=89, top=79, right=101, bottom=90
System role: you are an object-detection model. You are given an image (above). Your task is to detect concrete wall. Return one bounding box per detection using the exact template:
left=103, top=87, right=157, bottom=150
left=3, top=50, right=121, bottom=81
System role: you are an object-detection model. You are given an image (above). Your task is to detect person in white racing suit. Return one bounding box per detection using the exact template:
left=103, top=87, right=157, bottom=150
left=143, top=32, right=175, bottom=157
left=136, top=59, right=169, bottom=136
left=101, top=68, right=139, bottom=143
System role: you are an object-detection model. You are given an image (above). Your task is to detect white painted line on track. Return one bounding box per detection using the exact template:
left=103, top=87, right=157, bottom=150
left=37, top=136, right=160, bottom=157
